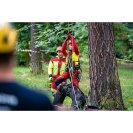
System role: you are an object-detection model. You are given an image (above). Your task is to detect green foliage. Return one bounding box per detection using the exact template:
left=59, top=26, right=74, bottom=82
left=118, top=63, right=133, bottom=110
left=114, top=23, right=133, bottom=60
left=14, top=22, right=88, bottom=58
left=124, top=22, right=133, bottom=29
left=12, top=23, right=30, bottom=66
left=35, top=22, right=88, bottom=54
left=13, top=22, right=133, bottom=67
left=12, top=23, right=30, bottom=50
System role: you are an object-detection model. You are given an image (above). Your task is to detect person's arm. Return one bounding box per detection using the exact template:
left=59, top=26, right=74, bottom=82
left=68, top=33, right=79, bottom=55
left=48, top=59, right=53, bottom=80
left=61, top=38, right=68, bottom=56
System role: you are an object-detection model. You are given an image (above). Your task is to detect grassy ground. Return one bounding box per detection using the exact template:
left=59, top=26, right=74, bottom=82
left=15, top=60, right=133, bottom=110
left=118, top=62, right=133, bottom=110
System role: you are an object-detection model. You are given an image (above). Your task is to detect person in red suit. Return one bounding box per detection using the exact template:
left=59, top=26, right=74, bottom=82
left=54, top=33, right=80, bottom=88
left=48, top=46, right=66, bottom=93
left=53, top=34, right=86, bottom=110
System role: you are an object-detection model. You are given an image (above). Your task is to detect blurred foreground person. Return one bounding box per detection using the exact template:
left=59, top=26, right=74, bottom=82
left=0, top=23, right=54, bottom=110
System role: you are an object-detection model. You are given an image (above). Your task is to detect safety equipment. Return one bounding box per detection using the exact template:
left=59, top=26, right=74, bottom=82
left=0, top=23, right=17, bottom=53
left=49, top=74, right=52, bottom=82
left=67, top=52, right=79, bottom=66
left=56, top=46, right=62, bottom=53
left=48, top=56, right=66, bottom=76
left=48, top=56, right=66, bottom=92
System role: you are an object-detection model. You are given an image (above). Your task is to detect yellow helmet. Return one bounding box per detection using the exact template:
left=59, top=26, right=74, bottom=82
left=0, top=23, right=17, bottom=53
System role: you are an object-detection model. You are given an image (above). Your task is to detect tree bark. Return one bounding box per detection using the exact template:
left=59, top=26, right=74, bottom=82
left=30, top=23, right=42, bottom=74
left=88, top=22, right=125, bottom=110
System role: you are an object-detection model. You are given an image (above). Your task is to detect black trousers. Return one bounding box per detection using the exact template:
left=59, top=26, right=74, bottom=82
left=53, top=83, right=86, bottom=110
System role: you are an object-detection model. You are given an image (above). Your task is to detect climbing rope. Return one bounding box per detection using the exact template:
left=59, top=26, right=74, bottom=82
left=66, top=28, right=79, bottom=110
left=68, top=57, right=79, bottom=110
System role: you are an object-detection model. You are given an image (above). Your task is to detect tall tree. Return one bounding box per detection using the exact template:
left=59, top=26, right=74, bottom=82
left=30, top=23, right=42, bottom=74
left=88, top=23, right=125, bottom=110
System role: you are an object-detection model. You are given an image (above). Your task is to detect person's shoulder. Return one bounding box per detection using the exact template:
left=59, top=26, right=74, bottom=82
left=16, top=83, right=54, bottom=110
left=16, top=83, right=47, bottom=98
left=28, top=89, right=54, bottom=110
left=62, top=57, right=66, bottom=62
left=50, top=56, right=59, bottom=61
left=72, top=51, right=79, bottom=56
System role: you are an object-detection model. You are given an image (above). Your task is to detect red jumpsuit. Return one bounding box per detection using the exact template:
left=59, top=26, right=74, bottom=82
left=48, top=56, right=66, bottom=92
left=55, top=34, right=80, bottom=88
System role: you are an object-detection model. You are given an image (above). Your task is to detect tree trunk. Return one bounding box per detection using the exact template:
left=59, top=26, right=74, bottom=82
left=30, top=23, right=42, bottom=74
left=88, top=22, right=125, bottom=110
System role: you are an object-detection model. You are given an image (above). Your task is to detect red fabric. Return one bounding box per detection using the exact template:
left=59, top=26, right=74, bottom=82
left=50, top=57, right=66, bottom=90
left=57, top=59, right=62, bottom=75
left=51, top=75, right=60, bottom=90
left=50, top=57, right=66, bottom=63
left=59, top=70, right=80, bottom=88
left=60, top=71, right=69, bottom=79
left=58, top=33, right=80, bottom=88
left=72, top=70, right=80, bottom=88
left=61, top=33, right=79, bottom=57
left=68, top=33, right=79, bottom=55
left=61, top=38, right=68, bottom=56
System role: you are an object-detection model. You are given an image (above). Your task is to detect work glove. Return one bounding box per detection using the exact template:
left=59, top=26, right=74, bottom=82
left=68, top=33, right=72, bottom=38
left=49, top=74, right=52, bottom=82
